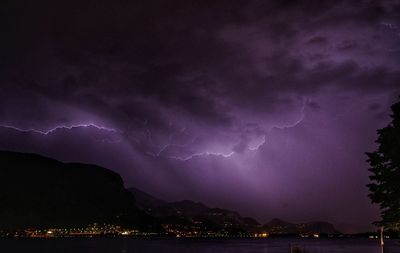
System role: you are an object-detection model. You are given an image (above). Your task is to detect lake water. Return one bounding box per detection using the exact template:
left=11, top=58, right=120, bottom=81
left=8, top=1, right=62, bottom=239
left=0, top=238, right=399, bottom=253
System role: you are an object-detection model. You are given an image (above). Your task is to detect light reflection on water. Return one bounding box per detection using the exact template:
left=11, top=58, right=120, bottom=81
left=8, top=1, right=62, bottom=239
left=0, top=238, right=399, bottom=253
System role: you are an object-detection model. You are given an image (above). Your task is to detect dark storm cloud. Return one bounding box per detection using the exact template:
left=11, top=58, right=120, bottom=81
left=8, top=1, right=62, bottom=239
left=307, top=36, right=329, bottom=45
left=1, top=1, right=398, bottom=117
left=1, top=0, right=400, bottom=232
left=368, top=103, right=382, bottom=111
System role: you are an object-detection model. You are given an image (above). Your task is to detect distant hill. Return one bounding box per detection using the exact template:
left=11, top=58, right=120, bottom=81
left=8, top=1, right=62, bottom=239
left=0, top=150, right=340, bottom=235
left=0, top=151, right=159, bottom=230
left=129, top=187, right=167, bottom=209
left=264, top=218, right=340, bottom=235
left=128, top=187, right=261, bottom=234
left=264, top=218, right=298, bottom=234
left=128, top=187, right=341, bottom=235
left=266, top=218, right=295, bottom=227
left=299, top=221, right=340, bottom=234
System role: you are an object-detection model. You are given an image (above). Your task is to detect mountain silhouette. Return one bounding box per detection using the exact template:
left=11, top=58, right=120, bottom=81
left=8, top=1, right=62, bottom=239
left=0, top=150, right=158, bottom=230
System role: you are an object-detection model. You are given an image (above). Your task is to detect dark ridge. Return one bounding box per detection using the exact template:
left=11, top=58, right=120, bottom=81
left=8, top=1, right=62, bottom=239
left=0, top=150, right=159, bottom=231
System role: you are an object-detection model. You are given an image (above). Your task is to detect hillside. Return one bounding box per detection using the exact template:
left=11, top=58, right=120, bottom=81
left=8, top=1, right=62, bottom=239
left=0, top=151, right=158, bottom=230
left=129, top=187, right=340, bottom=235
left=0, top=150, right=340, bottom=235
left=128, top=187, right=261, bottom=234
left=264, top=218, right=340, bottom=235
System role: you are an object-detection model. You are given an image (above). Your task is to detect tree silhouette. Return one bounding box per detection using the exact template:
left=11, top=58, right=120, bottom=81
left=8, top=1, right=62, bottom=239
left=367, top=100, right=400, bottom=230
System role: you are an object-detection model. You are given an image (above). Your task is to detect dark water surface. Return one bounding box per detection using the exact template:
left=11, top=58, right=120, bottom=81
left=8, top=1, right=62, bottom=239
left=0, top=238, right=399, bottom=253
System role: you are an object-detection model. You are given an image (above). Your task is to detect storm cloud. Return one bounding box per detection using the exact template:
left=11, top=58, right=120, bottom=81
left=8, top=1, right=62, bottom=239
left=1, top=0, right=399, bottom=232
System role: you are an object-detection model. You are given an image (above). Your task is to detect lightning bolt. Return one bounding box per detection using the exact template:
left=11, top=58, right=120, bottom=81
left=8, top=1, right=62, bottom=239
left=245, top=98, right=308, bottom=152
left=143, top=122, right=202, bottom=158
left=248, top=135, right=266, bottom=151
left=1, top=99, right=307, bottom=161
left=269, top=98, right=307, bottom=131
left=169, top=151, right=235, bottom=161
left=0, top=123, right=119, bottom=135
left=142, top=120, right=236, bottom=160
left=143, top=99, right=308, bottom=161
left=145, top=134, right=235, bottom=161
left=151, top=135, right=199, bottom=157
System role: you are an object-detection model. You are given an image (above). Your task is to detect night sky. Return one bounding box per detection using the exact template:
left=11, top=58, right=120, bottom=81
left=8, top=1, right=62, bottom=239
left=1, top=0, right=400, bottom=233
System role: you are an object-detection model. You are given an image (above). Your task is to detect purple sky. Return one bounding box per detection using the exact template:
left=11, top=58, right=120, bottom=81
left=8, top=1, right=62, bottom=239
left=1, top=0, right=400, bottom=233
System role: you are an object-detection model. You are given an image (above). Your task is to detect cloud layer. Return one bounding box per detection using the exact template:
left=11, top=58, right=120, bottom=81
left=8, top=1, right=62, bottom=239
left=1, top=0, right=400, bottom=232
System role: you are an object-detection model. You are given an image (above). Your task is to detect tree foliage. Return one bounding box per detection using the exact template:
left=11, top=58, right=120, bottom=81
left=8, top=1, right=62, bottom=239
left=367, top=100, right=400, bottom=228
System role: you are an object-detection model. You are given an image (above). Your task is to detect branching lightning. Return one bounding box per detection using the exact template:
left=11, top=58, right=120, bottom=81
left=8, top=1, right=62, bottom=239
left=169, top=151, right=235, bottom=161
left=143, top=122, right=205, bottom=158
left=269, top=98, right=307, bottom=131
left=142, top=98, right=308, bottom=161
left=245, top=98, right=307, bottom=152
left=248, top=135, right=266, bottom=151
left=1, top=99, right=307, bottom=161
left=0, top=123, right=119, bottom=135
left=142, top=120, right=236, bottom=160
